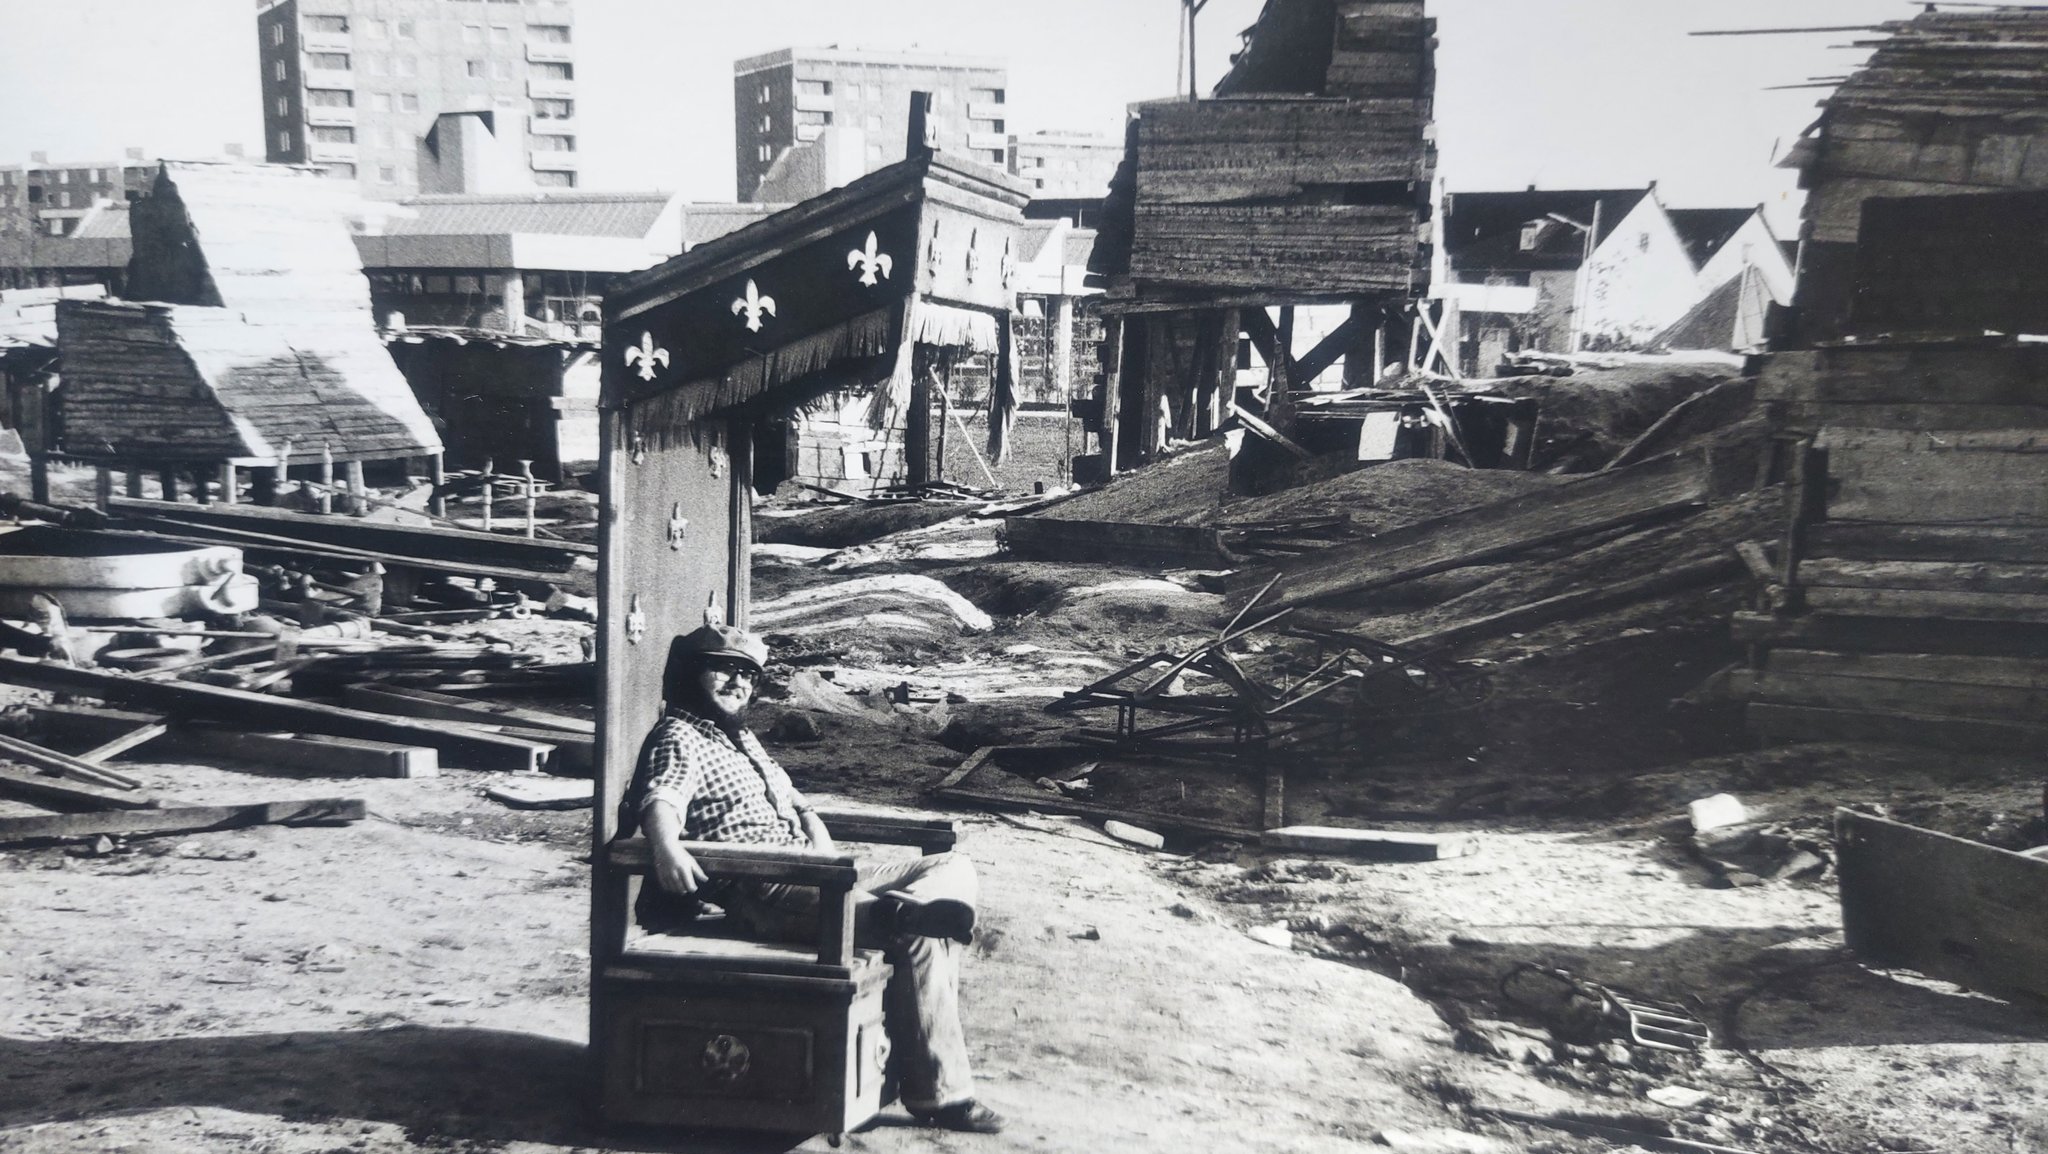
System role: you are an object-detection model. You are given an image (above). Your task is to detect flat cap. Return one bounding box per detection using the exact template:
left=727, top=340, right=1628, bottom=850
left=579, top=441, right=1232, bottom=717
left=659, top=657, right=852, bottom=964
left=671, top=622, right=769, bottom=672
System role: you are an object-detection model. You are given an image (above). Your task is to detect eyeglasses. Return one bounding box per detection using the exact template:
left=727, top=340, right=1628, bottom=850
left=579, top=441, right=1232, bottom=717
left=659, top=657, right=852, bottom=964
left=703, top=659, right=760, bottom=682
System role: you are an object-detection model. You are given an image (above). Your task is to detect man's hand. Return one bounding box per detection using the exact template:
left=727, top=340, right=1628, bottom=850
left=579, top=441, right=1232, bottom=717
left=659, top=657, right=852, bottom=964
left=801, top=810, right=835, bottom=854
left=651, top=836, right=708, bottom=895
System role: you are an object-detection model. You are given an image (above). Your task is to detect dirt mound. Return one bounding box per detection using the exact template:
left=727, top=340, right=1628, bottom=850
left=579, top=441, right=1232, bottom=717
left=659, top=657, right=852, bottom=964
left=1030, top=440, right=1232, bottom=525
left=1493, top=361, right=1743, bottom=471
left=938, top=561, right=1097, bottom=617
left=754, top=501, right=967, bottom=548
left=1212, top=457, right=1557, bottom=534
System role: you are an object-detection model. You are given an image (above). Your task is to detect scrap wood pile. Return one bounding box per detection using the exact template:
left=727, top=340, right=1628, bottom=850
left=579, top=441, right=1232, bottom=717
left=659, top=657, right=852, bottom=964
left=0, top=497, right=597, bottom=848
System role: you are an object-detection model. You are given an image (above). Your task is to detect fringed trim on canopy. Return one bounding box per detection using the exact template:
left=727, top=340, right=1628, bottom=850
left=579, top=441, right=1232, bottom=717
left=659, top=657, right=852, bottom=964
left=908, top=300, right=1001, bottom=355
left=626, top=305, right=897, bottom=442
left=985, top=311, right=1021, bottom=467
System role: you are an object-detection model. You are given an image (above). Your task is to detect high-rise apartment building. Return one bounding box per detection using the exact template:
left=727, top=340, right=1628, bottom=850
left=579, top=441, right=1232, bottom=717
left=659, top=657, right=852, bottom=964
left=732, top=47, right=1008, bottom=201
left=1007, top=130, right=1122, bottom=199
left=256, top=0, right=578, bottom=200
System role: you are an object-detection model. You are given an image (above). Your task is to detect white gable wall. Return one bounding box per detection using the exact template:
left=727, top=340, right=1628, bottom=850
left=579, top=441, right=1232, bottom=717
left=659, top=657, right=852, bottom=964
left=1579, top=193, right=1700, bottom=348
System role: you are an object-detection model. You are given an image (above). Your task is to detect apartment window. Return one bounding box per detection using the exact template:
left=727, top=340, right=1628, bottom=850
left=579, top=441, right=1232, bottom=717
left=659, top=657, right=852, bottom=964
left=532, top=170, right=574, bottom=188
left=364, top=19, right=387, bottom=39
left=987, top=150, right=1005, bottom=164
left=491, top=59, right=514, bottom=80
left=759, top=114, right=772, bottom=132
left=279, top=129, right=292, bottom=152
left=795, top=110, right=830, bottom=126
left=304, top=15, right=347, bottom=33
left=463, top=24, right=483, bottom=42
left=56, top=171, right=68, bottom=184
left=532, top=97, right=572, bottom=119
left=970, top=118, right=1005, bottom=133
left=864, top=82, right=883, bottom=101
left=311, top=126, right=354, bottom=143
left=326, top=163, right=356, bottom=179
left=0, top=172, right=11, bottom=185
left=757, top=144, right=772, bottom=162
left=1519, top=224, right=1541, bottom=252
left=48, top=219, right=66, bottom=236
left=528, top=24, right=570, bottom=42
left=868, top=142, right=884, bottom=161
left=360, top=54, right=384, bottom=76
left=757, top=84, right=770, bottom=104
left=395, top=55, right=416, bottom=77
left=373, top=125, right=395, bottom=147
left=532, top=134, right=574, bottom=151
left=379, top=166, right=397, bottom=184
left=26, top=186, right=41, bottom=204
left=400, top=93, right=420, bottom=112
left=531, top=61, right=572, bottom=79
left=467, top=60, right=486, bottom=78
left=796, top=79, right=830, bottom=97
left=495, top=95, right=519, bottom=109
left=308, top=53, right=350, bottom=70
left=864, top=113, right=882, bottom=131
left=372, top=92, right=393, bottom=112
left=396, top=20, right=415, bottom=39
left=307, top=88, right=353, bottom=107
left=969, top=87, right=1005, bottom=103
left=55, top=190, right=70, bottom=207
left=490, top=25, right=512, bottom=44
left=269, top=24, right=286, bottom=47
left=274, top=60, right=288, bottom=82
left=276, top=96, right=290, bottom=117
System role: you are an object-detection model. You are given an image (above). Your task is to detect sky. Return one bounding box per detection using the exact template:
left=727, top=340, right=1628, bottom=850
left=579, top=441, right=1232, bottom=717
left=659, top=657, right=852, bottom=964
left=0, top=0, right=1923, bottom=232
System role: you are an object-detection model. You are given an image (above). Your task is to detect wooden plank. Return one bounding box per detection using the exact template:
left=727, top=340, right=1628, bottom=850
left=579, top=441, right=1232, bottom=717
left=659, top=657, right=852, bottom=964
left=1392, top=555, right=1742, bottom=653
left=1757, top=345, right=2048, bottom=407
left=0, top=731, right=144, bottom=791
left=106, top=495, right=591, bottom=571
left=1228, top=451, right=1715, bottom=614
left=1767, top=648, right=2048, bottom=688
left=1806, top=521, right=2048, bottom=564
left=76, top=719, right=174, bottom=764
left=1798, top=557, right=2048, bottom=593
left=1747, top=701, right=2048, bottom=753
left=340, top=682, right=595, bottom=735
left=1836, top=809, right=2048, bottom=1002
left=1744, top=669, right=2048, bottom=721
left=31, top=702, right=442, bottom=779
left=1261, top=825, right=1479, bottom=861
left=1803, top=585, right=2048, bottom=622
left=1820, top=426, right=2048, bottom=523
left=1775, top=401, right=2048, bottom=432
left=0, top=656, right=551, bottom=773
left=0, top=765, right=158, bottom=811
left=0, top=796, right=365, bottom=846
left=1730, top=610, right=2048, bottom=657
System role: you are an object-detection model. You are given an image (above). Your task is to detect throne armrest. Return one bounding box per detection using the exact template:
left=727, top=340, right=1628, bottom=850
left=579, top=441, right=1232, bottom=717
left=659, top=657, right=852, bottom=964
left=814, top=809, right=958, bottom=854
left=607, top=836, right=860, bottom=967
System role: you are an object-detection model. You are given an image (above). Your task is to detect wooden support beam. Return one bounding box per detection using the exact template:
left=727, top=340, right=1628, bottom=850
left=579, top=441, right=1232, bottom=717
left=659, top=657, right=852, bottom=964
left=0, top=730, right=144, bottom=790
left=1227, top=401, right=1314, bottom=460
left=340, top=682, right=594, bottom=735
left=0, top=765, right=157, bottom=811
left=0, top=656, right=553, bottom=773
left=1392, top=555, right=1744, bottom=653
left=0, top=797, right=365, bottom=846
left=34, top=705, right=439, bottom=779
left=76, top=719, right=174, bottom=765
left=1288, top=315, right=1360, bottom=388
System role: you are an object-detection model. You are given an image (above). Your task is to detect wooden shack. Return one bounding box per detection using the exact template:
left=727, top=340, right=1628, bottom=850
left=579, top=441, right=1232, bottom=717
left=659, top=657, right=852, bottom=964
left=1737, top=192, right=2048, bottom=754
left=589, top=141, right=1025, bottom=1127
left=53, top=160, right=441, bottom=501
left=383, top=327, right=600, bottom=481
left=1087, top=0, right=1437, bottom=480
left=1782, top=7, right=2048, bottom=341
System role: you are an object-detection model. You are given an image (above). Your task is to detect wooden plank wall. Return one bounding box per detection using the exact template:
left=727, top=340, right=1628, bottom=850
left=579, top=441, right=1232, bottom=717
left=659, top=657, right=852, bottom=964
left=1742, top=338, right=2048, bottom=748
left=1850, top=191, right=2048, bottom=337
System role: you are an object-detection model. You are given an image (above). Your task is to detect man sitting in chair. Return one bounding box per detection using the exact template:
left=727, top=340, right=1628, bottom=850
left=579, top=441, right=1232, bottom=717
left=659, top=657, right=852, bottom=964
left=631, top=623, right=1003, bottom=1136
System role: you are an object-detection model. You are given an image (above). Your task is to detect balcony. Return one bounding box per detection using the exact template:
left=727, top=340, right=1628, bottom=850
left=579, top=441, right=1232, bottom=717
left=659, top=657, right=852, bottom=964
left=528, top=116, right=577, bottom=136
left=308, top=141, right=358, bottom=163
left=966, top=131, right=1008, bottom=153
left=529, top=151, right=579, bottom=171
left=300, top=29, right=350, bottom=52
left=525, top=42, right=573, bottom=64
left=966, top=101, right=1006, bottom=121
left=796, top=125, right=824, bottom=143
left=527, top=77, right=575, bottom=100
left=304, top=104, right=357, bottom=128
left=794, top=92, right=835, bottom=114
left=303, top=68, right=355, bottom=91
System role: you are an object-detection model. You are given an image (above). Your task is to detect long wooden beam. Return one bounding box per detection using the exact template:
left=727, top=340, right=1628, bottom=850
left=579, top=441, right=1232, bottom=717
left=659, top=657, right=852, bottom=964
left=106, top=496, right=592, bottom=571
left=0, top=797, right=365, bottom=846
left=0, top=656, right=552, bottom=773
left=0, top=765, right=157, bottom=811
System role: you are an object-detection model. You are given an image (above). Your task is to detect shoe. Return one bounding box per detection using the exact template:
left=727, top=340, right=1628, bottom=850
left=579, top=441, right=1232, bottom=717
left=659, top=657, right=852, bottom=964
left=880, top=890, right=976, bottom=944
left=910, top=1099, right=1004, bottom=1134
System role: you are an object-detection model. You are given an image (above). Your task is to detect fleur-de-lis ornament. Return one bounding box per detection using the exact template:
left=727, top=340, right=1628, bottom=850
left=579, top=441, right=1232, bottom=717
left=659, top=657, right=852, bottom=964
left=924, top=223, right=943, bottom=278
left=731, top=279, right=776, bottom=332
left=1000, top=237, right=1015, bottom=290
left=847, top=230, right=893, bottom=286
left=964, top=228, right=982, bottom=283
left=623, top=331, right=668, bottom=382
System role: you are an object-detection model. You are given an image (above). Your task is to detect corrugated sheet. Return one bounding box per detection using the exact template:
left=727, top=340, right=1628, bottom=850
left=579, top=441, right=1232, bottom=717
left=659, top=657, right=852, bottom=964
left=388, top=192, right=676, bottom=239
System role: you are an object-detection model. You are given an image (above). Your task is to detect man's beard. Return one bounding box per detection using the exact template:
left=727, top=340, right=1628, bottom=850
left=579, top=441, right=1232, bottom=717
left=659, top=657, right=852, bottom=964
left=696, top=684, right=751, bottom=727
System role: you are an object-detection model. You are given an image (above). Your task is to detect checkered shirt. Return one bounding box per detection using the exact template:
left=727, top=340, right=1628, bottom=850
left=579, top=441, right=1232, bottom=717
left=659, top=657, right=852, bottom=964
left=635, top=708, right=807, bottom=848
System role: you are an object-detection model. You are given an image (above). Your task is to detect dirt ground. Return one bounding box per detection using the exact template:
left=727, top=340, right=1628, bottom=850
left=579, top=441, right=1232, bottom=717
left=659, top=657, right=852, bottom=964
left=3, top=451, right=2047, bottom=1153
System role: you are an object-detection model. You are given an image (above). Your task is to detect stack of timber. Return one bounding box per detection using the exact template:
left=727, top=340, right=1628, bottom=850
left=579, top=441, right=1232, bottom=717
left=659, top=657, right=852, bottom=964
left=1737, top=342, right=2048, bottom=752
left=1781, top=7, right=2048, bottom=338
left=1105, top=0, right=1437, bottom=303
